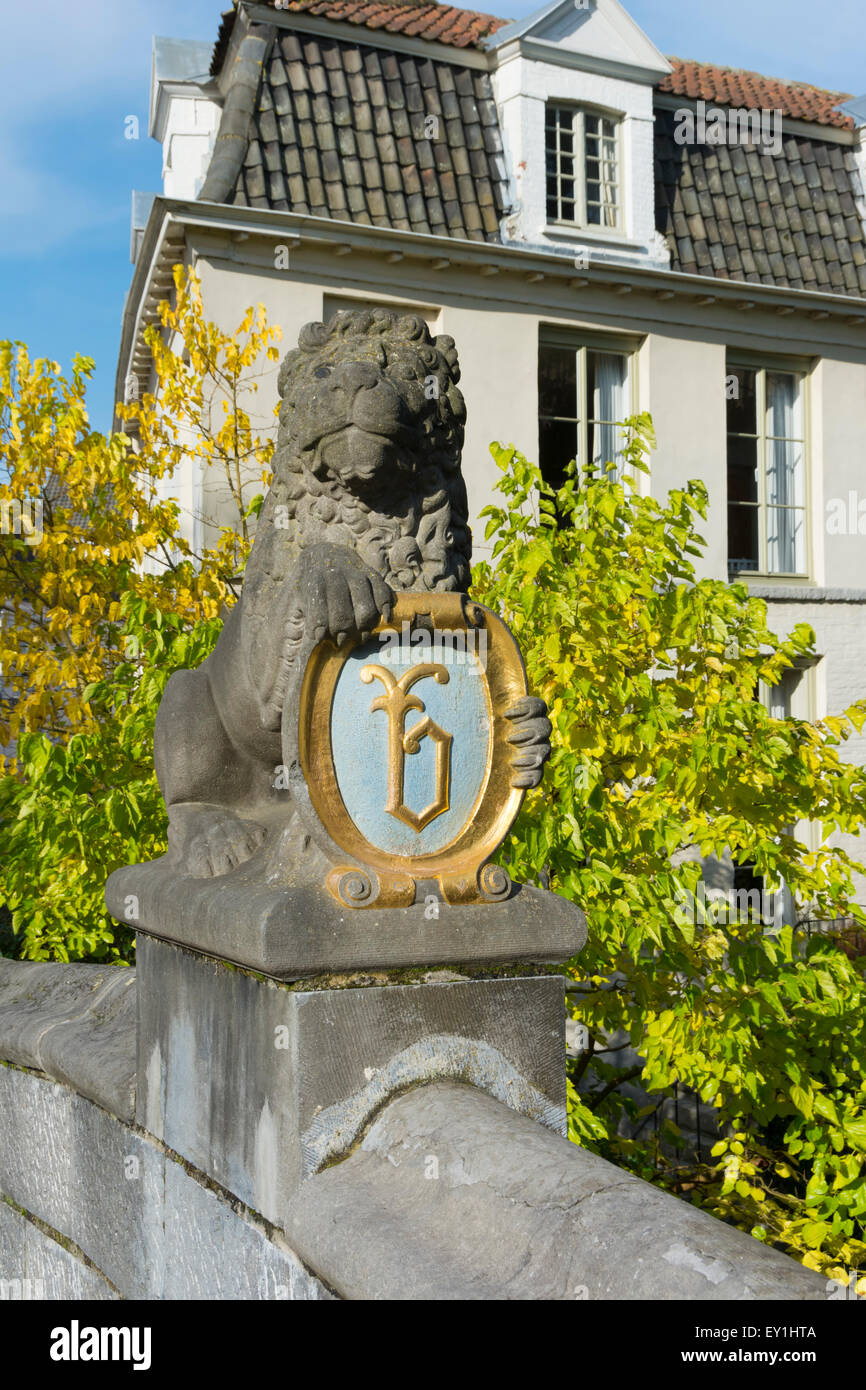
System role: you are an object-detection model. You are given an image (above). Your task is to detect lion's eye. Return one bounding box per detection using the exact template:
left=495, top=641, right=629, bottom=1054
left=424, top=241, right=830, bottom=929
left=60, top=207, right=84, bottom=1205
left=314, top=367, right=331, bottom=380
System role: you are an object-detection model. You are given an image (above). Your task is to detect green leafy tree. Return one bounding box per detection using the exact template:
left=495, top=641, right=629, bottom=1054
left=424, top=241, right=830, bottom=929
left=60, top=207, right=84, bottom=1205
left=0, top=595, right=220, bottom=962
left=472, top=421, right=866, bottom=1282
left=0, top=267, right=277, bottom=959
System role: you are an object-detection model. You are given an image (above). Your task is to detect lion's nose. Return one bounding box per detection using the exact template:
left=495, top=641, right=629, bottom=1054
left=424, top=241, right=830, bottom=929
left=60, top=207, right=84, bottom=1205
left=330, top=360, right=380, bottom=395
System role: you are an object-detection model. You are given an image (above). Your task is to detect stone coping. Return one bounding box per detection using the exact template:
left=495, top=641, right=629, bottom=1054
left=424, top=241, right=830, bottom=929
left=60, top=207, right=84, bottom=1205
left=0, top=961, right=136, bottom=1122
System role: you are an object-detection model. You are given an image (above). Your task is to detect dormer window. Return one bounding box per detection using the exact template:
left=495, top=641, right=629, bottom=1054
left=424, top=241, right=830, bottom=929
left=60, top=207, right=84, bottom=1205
left=545, top=105, right=620, bottom=229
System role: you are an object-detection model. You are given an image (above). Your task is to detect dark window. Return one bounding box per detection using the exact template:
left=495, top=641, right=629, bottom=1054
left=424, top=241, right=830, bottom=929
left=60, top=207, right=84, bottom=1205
left=538, top=344, right=629, bottom=490
left=727, top=364, right=806, bottom=577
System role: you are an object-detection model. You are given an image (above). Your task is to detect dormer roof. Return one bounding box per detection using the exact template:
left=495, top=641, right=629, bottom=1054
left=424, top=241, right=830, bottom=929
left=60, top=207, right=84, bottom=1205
left=485, top=0, right=671, bottom=85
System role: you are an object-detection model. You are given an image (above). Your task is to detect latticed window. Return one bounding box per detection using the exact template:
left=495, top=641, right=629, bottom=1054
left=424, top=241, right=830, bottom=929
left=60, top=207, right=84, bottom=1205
left=545, top=105, right=620, bottom=228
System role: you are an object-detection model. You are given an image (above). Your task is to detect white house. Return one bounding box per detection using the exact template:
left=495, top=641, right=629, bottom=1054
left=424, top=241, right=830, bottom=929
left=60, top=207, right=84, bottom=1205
left=117, top=0, right=866, bottom=902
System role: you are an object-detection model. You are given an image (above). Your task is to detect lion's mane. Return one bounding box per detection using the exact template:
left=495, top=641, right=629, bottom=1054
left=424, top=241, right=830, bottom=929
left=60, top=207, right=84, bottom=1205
left=257, top=307, right=472, bottom=593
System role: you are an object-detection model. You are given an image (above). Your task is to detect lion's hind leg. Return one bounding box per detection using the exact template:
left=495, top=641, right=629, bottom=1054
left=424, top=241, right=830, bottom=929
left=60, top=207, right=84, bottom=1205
left=154, top=666, right=267, bottom=878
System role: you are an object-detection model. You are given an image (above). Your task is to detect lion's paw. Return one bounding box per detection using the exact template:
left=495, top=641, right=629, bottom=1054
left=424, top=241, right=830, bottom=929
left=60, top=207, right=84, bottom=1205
left=296, top=543, right=393, bottom=647
left=504, top=696, right=552, bottom=789
left=180, top=810, right=267, bottom=879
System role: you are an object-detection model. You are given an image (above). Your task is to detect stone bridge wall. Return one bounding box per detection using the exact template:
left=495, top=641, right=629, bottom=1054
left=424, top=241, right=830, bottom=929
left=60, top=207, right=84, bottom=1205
left=0, top=957, right=830, bottom=1302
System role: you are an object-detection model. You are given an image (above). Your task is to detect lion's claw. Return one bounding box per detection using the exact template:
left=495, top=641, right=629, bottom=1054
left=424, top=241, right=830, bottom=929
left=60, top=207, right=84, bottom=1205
left=297, top=543, right=393, bottom=647
left=183, top=811, right=267, bottom=879
left=504, top=695, right=552, bottom=789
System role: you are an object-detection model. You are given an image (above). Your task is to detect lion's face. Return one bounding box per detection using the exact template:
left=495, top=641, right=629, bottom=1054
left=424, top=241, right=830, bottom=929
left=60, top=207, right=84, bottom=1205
left=264, top=308, right=471, bottom=594
left=286, top=335, right=442, bottom=500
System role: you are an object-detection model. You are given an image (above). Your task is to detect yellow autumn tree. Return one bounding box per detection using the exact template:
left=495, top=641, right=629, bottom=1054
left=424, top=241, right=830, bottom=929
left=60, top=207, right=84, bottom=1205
left=0, top=266, right=281, bottom=762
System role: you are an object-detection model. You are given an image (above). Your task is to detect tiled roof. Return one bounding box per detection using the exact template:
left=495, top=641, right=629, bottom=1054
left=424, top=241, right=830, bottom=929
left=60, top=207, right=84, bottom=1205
left=213, top=9, right=854, bottom=131
left=204, top=9, right=866, bottom=294
left=268, top=0, right=505, bottom=48
left=654, top=106, right=866, bottom=295
left=216, top=9, right=855, bottom=131
left=230, top=28, right=510, bottom=240
left=660, top=58, right=854, bottom=130
left=211, top=0, right=506, bottom=72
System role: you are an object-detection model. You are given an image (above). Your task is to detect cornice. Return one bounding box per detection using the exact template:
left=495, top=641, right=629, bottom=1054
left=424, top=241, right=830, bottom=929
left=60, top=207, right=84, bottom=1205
left=116, top=195, right=866, bottom=419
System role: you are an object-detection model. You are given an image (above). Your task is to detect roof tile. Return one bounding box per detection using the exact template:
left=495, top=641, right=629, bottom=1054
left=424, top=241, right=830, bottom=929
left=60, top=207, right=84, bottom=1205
left=654, top=105, right=866, bottom=297
left=211, top=8, right=865, bottom=289
left=660, top=57, right=853, bottom=129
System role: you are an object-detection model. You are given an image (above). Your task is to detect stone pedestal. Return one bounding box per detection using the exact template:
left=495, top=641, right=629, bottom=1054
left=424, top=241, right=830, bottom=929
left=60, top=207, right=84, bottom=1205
left=107, top=868, right=585, bottom=978
left=136, top=934, right=568, bottom=1231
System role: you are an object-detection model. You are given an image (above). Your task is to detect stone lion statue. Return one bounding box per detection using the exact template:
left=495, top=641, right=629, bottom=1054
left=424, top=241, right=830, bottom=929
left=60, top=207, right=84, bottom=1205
left=154, top=308, right=550, bottom=878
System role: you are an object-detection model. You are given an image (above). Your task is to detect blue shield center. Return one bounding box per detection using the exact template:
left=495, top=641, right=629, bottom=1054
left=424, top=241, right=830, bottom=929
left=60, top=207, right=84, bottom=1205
left=330, top=635, right=491, bottom=856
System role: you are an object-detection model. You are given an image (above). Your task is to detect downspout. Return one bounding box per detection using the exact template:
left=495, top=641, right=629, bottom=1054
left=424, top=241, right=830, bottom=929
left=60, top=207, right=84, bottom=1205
left=198, top=22, right=276, bottom=204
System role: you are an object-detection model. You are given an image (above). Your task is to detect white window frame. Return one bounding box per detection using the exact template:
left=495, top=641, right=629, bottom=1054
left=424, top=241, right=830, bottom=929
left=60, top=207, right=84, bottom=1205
left=545, top=104, right=622, bottom=231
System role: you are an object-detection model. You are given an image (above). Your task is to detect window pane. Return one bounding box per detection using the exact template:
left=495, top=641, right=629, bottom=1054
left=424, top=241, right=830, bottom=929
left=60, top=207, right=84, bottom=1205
left=766, top=372, right=802, bottom=439
left=546, top=105, right=580, bottom=224
left=547, top=103, right=619, bottom=229
left=588, top=421, right=627, bottom=478
left=727, top=367, right=757, bottom=434
left=767, top=668, right=801, bottom=719
left=540, top=417, right=578, bottom=491
left=767, top=507, right=805, bottom=574
left=727, top=366, right=807, bottom=575
left=728, top=504, right=759, bottom=572
left=727, top=435, right=758, bottom=502
left=586, top=115, right=618, bottom=229
left=767, top=437, right=804, bottom=509
left=587, top=351, right=628, bottom=479
left=765, top=373, right=804, bottom=571
left=539, top=346, right=577, bottom=418
left=587, top=350, right=627, bottom=421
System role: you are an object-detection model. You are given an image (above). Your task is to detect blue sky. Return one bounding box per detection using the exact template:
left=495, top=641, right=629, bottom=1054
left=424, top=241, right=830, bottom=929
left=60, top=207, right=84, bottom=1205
left=1, top=0, right=863, bottom=432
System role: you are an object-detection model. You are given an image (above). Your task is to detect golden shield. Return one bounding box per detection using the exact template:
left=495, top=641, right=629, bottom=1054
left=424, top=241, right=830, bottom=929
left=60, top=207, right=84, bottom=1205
left=297, top=593, right=530, bottom=908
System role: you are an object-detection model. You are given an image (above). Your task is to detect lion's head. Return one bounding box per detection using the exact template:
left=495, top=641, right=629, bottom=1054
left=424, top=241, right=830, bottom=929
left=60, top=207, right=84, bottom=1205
left=261, top=308, right=471, bottom=593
